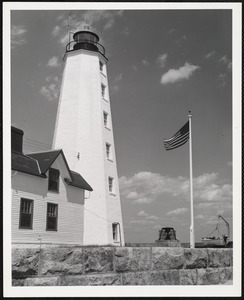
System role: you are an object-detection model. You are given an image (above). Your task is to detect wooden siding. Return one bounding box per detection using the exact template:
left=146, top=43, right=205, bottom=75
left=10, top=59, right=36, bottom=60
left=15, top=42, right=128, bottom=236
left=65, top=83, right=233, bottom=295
left=12, top=163, right=85, bottom=245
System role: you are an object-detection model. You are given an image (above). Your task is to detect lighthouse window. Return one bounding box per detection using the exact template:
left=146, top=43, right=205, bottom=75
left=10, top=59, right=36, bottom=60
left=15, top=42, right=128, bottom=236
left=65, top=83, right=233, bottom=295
left=112, top=223, right=119, bottom=242
left=46, top=203, right=58, bottom=231
left=48, top=168, right=60, bottom=193
left=103, top=111, right=108, bottom=127
left=19, top=198, right=34, bottom=229
left=106, top=143, right=111, bottom=159
left=99, top=61, right=104, bottom=72
left=101, top=84, right=106, bottom=98
left=108, top=177, right=114, bottom=193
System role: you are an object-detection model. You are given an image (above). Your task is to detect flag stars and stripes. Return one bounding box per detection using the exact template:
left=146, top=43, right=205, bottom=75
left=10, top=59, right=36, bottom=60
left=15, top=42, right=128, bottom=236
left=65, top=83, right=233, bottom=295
left=164, top=121, right=189, bottom=150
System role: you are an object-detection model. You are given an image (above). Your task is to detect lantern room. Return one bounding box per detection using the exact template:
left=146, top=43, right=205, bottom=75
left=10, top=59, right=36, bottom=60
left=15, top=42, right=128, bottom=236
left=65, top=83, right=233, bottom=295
left=73, top=30, right=100, bottom=52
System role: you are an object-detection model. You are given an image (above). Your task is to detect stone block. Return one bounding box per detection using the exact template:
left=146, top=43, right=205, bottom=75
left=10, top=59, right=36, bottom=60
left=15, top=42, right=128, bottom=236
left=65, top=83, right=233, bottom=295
left=12, top=279, right=25, bottom=286
left=122, top=270, right=180, bottom=285
left=197, top=267, right=226, bottom=285
left=60, top=274, right=122, bottom=286
left=83, top=247, right=114, bottom=273
left=207, top=249, right=231, bottom=268
left=179, top=269, right=198, bottom=285
left=114, top=247, right=151, bottom=272
left=151, top=247, right=184, bottom=270
left=25, top=276, right=60, bottom=286
left=229, top=250, right=233, bottom=266
left=41, top=247, right=83, bottom=275
left=184, top=248, right=208, bottom=269
left=224, top=267, right=233, bottom=282
left=12, top=248, right=40, bottom=278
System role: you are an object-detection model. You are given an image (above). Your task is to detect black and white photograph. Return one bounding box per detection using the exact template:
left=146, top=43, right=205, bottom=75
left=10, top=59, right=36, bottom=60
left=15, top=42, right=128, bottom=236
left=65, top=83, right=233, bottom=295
left=3, top=1, right=242, bottom=297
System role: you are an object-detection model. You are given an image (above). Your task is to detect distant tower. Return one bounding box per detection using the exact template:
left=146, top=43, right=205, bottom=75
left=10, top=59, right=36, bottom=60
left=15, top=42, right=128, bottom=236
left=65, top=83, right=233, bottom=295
left=53, top=25, right=124, bottom=246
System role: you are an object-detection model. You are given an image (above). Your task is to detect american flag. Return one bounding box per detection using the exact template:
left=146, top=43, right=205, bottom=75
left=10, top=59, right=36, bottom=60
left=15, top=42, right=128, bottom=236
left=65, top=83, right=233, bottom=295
left=164, top=121, right=189, bottom=150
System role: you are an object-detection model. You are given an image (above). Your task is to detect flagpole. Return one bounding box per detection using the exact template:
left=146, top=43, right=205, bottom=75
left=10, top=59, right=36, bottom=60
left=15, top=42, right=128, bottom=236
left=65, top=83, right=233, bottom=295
left=189, top=111, right=195, bottom=248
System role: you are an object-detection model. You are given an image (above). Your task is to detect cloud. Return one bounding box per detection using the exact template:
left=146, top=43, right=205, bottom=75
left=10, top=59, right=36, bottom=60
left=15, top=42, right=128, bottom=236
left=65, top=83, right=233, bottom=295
left=137, top=210, right=148, bottom=217
left=53, top=10, right=124, bottom=45
left=195, top=214, right=204, bottom=219
left=11, top=25, right=27, bottom=47
left=121, top=27, right=130, bottom=36
left=219, top=55, right=232, bottom=71
left=47, top=56, right=60, bottom=67
left=218, top=73, right=226, bottom=87
left=129, top=219, right=154, bottom=225
left=160, top=62, right=200, bottom=85
left=52, top=25, right=61, bottom=37
left=167, top=207, right=188, bottom=216
left=137, top=210, right=159, bottom=220
left=132, top=65, right=137, bottom=71
left=40, top=76, right=61, bottom=101
left=157, top=53, right=168, bottom=68
left=142, top=59, right=150, bottom=66
left=204, top=51, right=215, bottom=59
left=219, top=55, right=228, bottom=64
left=169, top=28, right=176, bottom=35
left=119, top=171, right=232, bottom=205
left=110, top=73, right=123, bottom=94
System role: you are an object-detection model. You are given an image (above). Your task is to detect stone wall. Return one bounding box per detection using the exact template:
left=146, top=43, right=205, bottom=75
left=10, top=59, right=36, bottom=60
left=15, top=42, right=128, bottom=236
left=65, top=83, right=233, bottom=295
left=12, top=246, right=233, bottom=286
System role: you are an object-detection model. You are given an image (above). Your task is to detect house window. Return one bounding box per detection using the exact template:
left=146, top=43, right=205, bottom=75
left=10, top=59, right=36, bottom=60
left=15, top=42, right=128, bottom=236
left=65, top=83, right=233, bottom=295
left=108, top=177, right=114, bottom=193
left=112, top=223, right=119, bottom=242
left=48, top=168, right=60, bottom=192
left=103, top=111, right=108, bottom=127
left=101, top=84, right=106, bottom=98
left=46, top=203, right=58, bottom=231
left=99, top=61, right=104, bottom=72
left=19, top=198, right=33, bottom=229
left=106, top=143, right=111, bottom=159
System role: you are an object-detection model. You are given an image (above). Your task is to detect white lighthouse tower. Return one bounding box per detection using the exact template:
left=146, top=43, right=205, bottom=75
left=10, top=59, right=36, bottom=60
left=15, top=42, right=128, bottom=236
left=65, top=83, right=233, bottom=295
left=53, top=26, right=124, bottom=246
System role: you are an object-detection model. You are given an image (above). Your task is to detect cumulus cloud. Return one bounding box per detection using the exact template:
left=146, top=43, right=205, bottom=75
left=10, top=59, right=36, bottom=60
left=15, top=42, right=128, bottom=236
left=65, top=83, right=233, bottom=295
left=204, top=51, right=215, bottom=59
left=11, top=25, right=27, bottom=47
left=167, top=207, right=188, bottom=216
left=40, top=76, right=61, bottom=101
left=160, top=62, right=200, bottom=85
left=119, top=171, right=232, bottom=205
left=157, top=53, right=168, bottom=68
left=47, top=56, right=60, bottom=67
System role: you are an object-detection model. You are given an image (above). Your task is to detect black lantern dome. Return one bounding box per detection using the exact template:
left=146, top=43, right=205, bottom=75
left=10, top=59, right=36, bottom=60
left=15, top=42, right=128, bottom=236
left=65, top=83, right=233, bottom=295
left=73, top=28, right=100, bottom=52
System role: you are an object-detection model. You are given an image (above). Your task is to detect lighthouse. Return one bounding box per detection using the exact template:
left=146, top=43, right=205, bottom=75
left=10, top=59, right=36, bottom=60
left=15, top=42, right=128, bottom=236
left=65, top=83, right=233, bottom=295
left=53, top=26, right=124, bottom=246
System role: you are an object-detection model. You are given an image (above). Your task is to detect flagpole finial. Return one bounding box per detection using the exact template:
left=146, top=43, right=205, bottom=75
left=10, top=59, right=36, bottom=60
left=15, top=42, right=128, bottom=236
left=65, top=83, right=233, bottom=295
left=188, top=110, right=192, bottom=117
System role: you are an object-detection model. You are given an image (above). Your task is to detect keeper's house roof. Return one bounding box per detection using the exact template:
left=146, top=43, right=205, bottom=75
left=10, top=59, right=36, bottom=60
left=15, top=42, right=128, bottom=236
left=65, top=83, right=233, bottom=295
left=11, top=126, right=92, bottom=191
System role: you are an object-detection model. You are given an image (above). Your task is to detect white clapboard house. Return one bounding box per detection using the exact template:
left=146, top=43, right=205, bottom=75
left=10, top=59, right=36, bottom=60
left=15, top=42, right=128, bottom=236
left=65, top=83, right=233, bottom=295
left=11, top=126, right=93, bottom=245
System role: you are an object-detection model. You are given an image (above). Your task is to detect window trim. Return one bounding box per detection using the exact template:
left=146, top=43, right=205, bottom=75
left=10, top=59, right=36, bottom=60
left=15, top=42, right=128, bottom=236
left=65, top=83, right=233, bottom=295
left=19, top=198, right=34, bottom=230
left=108, top=176, right=115, bottom=194
left=48, top=168, right=60, bottom=193
left=99, top=61, right=104, bottom=72
left=106, top=143, right=112, bottom=160
left=101, top=83, right=106, bottom=99
left=112, top=223, right=120, bottom=242
left=46, top=202, right=58, bottom=231
left=103, top=111, right=108, bottom=127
